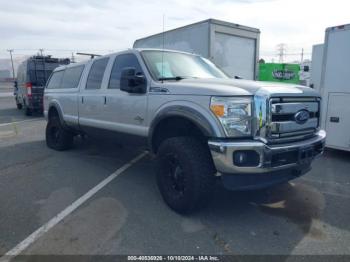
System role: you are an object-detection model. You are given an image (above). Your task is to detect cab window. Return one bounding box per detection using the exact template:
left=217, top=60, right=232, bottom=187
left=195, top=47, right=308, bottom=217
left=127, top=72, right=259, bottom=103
left=108, top=54, right=143, bottom=89
left=86, top=58, right=109, bottom=90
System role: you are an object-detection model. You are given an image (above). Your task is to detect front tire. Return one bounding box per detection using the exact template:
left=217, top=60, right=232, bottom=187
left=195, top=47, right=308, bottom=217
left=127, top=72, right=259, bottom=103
left=46, top=117, right=73, bottom=151
left=156, top=137, right=216, bottom=214
left=16, top=103, right=22, bottom=110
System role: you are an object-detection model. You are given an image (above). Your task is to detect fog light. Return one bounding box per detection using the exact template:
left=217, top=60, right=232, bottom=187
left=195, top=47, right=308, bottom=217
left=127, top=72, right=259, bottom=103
left=235, top=152, right=247, bottom=164
left=233, top=150, right=260, bottom=167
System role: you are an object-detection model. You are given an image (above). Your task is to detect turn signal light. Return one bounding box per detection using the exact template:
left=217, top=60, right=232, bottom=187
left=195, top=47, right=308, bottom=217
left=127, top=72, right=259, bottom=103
left=210, top=104, right=225, bottom=117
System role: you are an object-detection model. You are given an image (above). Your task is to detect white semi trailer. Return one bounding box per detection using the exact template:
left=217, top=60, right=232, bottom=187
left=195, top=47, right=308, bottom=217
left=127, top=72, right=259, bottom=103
left=314, top=24, right=350, bottom=151
left=133, top=19, right=260, bottom=80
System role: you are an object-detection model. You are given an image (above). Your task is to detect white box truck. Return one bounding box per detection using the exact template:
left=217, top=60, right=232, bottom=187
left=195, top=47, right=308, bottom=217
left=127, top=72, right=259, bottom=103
left=310, top=44, right=324, bottom=92
left=317, top=24, right=350, bottom=151
left=133, top=19, right=260, bottom=80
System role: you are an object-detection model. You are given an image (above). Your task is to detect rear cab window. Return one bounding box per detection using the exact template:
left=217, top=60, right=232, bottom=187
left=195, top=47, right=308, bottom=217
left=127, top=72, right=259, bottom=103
left=61, top=65, right=85, bottom=89
left=46, top=65, right=85, bottom=90
left=46, top=70, right=64, bottom=89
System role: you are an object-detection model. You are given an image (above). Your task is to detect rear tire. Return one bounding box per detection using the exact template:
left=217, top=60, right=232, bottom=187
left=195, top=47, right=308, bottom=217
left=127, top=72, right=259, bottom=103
left=156, top=137, right=216, bottom=214
left=16, top=103, right=22, bottom=110
left=46, top=116, right=73, bottom=151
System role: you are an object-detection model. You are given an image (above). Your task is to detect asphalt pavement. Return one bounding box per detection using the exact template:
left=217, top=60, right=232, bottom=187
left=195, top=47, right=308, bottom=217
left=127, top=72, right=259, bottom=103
left=0, top=94, right=349, bottom=258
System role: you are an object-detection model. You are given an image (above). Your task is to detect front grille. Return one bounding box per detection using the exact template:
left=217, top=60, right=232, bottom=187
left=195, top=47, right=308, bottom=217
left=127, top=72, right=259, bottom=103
left=267, top=97, right=320, bottom=143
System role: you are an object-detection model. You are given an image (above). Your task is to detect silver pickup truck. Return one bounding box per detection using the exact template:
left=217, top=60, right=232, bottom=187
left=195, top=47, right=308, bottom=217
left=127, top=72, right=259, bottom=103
left=44, top=49, right=326, bottom=213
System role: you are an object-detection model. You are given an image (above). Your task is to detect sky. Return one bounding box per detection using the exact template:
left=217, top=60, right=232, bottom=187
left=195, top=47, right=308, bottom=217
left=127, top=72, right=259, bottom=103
left=0, top=0, right=349, bottom=63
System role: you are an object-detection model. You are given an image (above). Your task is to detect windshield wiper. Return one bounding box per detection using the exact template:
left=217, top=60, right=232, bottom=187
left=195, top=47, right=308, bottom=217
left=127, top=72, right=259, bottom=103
left=158, top=76, right=185, bottom=81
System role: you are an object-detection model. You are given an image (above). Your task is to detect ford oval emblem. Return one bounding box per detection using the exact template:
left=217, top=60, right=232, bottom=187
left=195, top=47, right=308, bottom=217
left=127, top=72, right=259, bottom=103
left=294, top=109, right=310, bottom=124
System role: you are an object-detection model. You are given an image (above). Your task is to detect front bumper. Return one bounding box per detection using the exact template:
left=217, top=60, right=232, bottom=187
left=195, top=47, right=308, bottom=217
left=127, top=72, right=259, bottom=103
left=208, top=130, right=326, bottom=175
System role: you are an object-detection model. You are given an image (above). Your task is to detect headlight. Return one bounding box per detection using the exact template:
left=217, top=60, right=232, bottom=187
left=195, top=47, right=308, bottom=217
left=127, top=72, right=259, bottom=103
left=210, top=97, right=252, bottom=137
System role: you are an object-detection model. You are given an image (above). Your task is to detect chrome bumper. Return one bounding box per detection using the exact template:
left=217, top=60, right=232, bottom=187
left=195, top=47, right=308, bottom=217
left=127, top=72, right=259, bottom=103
left=208, top=130, right=326, bottom=174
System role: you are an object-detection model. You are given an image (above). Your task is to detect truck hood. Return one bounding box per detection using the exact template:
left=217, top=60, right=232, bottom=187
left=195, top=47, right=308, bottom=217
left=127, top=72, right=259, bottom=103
left=159, top=78, right=320, bottom=97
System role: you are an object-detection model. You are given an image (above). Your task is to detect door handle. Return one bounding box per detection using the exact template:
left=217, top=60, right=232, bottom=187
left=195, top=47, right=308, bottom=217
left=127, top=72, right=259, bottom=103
left=134, top=115, right=144, bottom=122
left=81, top=96, right=84, bottom=104
left=330, top=116, right=339, bottom=123
left=104, top=96, right=107, bottom=105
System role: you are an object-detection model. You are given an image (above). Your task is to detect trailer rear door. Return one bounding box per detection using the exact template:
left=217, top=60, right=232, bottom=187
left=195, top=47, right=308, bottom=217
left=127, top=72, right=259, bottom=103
left=213, top=32, right=256, bottom=80
left=320, top=24, right=350, bottom=151
left=325, top=93, right=350, bottom=150
left=322, top=27, right=350, bottom=94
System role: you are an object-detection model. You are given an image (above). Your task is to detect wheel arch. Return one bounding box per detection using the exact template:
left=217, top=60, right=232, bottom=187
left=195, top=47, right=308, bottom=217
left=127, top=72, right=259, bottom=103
left=47, top=101, right=65, bottom=126
left=149, top=104, right=223, bottom=154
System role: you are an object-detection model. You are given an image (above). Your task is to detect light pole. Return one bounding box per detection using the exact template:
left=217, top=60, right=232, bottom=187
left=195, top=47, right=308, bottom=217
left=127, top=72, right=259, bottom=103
left=39, top=48, right=47, bottom=80
left=7, top=49, right=15, bottom=79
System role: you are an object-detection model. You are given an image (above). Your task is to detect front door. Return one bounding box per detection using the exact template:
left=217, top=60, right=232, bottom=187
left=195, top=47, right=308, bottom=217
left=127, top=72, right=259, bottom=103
left=101, top=53, right=148, bottom=137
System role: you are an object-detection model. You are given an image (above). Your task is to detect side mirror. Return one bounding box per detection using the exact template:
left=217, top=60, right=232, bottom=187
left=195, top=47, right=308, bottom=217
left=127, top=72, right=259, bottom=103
left=14, top=81, right=18, bottom=88
left=120, top=67, right=147, bottom=94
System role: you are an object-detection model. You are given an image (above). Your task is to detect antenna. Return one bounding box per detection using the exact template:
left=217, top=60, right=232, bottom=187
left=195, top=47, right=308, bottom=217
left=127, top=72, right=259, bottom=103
left=161, top=14, right=165, bottom=83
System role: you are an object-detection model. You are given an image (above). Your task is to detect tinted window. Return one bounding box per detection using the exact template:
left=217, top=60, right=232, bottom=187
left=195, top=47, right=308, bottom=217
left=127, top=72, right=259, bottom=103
left=61, top=65, right=85, bottom=89
left=108, top=54, right=143, bottom=89
left=29, top=70, right=50, bottom=86
left=28, top=60, right=63, bottom=86
left=46, top=71, right=64, bottom=89
left=86, top=58, right=109, bottom=89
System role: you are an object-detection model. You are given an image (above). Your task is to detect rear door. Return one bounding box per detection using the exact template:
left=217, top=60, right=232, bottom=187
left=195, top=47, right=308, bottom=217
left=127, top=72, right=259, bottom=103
left=28, top=60, right=47, bottom=94
left=58, top=65, right=85, bottom=125
left=325, top=93, right=350, bottom=150
left=213, top=32, right=256, bottom=80
left=78, top=57, right=110, bottom=128
left=28, top=60, right=53, bottom=109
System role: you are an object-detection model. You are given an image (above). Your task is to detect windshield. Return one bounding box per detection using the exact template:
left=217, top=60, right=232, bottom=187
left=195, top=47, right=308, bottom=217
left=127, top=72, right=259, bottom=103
left=141, top=50, right=228, bottom=80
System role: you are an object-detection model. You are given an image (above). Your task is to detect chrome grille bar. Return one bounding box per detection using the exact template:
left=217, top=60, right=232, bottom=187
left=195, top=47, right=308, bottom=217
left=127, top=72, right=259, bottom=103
left=271, top=102, right=319, bottom=114
left=264, top=97, right=320, bottom=143
left=271, top=118, right=318, bottom=133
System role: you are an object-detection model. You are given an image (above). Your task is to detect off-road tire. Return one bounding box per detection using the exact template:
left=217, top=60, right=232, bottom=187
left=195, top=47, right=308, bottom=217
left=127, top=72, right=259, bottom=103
left=46, top=116, right=73, bottom=151
left=156, top=137, right=216, bottom=214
